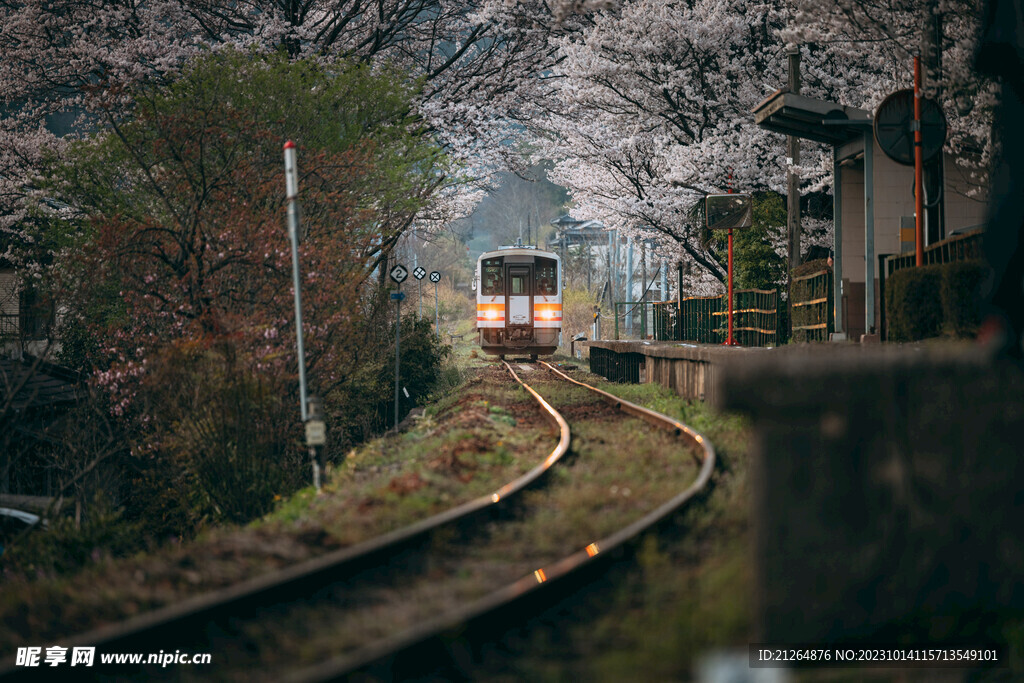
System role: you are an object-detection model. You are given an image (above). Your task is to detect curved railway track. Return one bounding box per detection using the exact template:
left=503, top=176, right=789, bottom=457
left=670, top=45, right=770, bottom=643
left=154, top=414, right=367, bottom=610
left=294, top=360, right=716, bottom=681
left=0, top=360, right=714, bottom=681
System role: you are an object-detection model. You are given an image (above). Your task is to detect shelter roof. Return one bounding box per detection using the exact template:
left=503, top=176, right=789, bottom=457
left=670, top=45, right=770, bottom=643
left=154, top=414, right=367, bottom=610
left=753, top=90, right=871, bottom=145
left=0, top=355, right=81, bottom=413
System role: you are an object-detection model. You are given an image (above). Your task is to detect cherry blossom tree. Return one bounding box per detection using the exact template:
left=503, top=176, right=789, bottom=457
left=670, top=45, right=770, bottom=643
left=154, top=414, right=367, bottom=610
left=530, top=0, right=989, bottom=293
left=41, top=48, right=443, bottom=375
left=0, top=0, right=593, bottom=268
left=784, top=0, right=995, bottom=191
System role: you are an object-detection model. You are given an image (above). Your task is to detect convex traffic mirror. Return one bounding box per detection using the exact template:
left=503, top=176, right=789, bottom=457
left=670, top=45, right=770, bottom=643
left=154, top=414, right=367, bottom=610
left=705, top=194, right=753, bottom=231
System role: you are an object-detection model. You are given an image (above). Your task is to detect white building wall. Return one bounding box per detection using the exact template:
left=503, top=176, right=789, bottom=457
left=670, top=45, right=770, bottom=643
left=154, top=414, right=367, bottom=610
left=842, top=143, right=989, bottom=285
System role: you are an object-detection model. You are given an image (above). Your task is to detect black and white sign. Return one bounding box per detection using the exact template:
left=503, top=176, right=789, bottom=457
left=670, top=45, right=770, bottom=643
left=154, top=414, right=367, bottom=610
left=429, top=271, right=441, bottom=283
left=413, top=266, right=426, bottom=280
left=389, top=264, right=408, bottom=284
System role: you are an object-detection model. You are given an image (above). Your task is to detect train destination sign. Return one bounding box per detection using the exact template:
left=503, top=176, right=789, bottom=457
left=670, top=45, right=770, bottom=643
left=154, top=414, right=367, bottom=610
left=389, top=264, right=408, bottom=283
left=429, top=271, right=441, bottom=283
left=413, top=266, right=426, bottom=280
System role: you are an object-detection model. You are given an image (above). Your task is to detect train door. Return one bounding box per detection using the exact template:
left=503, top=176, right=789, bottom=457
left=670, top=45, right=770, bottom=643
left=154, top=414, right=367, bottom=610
left=506, top=265, right=533, bottom=326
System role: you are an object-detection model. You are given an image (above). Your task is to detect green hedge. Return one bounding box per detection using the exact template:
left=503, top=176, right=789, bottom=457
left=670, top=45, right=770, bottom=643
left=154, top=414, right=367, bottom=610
left=941, top=260, right=988, bottom=337
left=886, top=260, right=988, bottom=341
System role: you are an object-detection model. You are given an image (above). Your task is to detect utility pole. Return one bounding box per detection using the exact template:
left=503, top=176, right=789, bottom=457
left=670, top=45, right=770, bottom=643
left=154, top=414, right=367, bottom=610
left=921, top=1, right=945, bottom=246
left=787, top=45, right=802, bottom=272
left=787, top=45, right=802, bottom=340
left=625, top=237, right=634, bottom=336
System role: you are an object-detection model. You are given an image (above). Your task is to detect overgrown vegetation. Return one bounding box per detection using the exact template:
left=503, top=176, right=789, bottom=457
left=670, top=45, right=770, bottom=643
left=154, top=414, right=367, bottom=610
left=560, top=287, right=599, bottom=351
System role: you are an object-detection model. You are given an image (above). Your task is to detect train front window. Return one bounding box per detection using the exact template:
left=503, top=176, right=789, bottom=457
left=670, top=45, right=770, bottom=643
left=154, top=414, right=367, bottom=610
left=481, top=258, right=503, bottom=295
left=535, top=258, right=557, bottom=296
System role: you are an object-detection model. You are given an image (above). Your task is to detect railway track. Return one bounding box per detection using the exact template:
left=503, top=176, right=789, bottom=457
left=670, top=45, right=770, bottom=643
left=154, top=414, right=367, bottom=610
left=1, top=359, right=714, bottom=681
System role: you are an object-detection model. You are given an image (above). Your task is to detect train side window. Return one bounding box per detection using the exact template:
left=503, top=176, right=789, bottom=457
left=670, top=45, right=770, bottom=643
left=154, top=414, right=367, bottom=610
left=535, top=258, right=558, bottom=296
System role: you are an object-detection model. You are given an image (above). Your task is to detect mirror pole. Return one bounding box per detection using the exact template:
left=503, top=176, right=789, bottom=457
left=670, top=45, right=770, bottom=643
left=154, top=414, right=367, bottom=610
left=726, top=227, right=736, bottom=346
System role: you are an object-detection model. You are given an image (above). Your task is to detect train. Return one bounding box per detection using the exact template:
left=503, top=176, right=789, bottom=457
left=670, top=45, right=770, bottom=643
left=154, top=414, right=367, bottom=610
left=475, top=245, right=562, bottom=359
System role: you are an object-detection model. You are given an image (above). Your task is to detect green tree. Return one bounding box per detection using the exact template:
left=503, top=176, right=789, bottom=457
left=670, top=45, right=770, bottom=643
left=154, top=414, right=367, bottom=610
left=710, top=192, right=788, bottom=291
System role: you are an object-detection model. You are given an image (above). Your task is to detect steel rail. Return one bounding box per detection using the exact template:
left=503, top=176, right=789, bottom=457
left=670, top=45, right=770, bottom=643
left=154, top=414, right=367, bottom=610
left=539, top=360, right=711, bottom=466
left=0, top=362, right=571, bottom=680
left=290, top=361, right=716, bottom=681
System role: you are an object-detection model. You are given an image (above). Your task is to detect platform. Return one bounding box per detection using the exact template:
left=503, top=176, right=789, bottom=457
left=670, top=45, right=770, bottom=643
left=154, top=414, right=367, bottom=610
left=579, top=340, right=771, bottom=403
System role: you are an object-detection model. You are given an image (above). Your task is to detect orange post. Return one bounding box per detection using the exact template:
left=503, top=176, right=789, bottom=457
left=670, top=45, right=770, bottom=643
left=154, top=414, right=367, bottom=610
left=726, top=227, right=736, bottom=345
left=724, top=177, right=738, bottom=346
left=914, top=55, right=924, bottom=266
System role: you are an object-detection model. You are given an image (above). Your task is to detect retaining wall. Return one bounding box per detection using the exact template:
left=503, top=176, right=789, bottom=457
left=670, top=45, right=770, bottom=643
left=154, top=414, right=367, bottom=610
left=581, top=340, right=769, bottom=403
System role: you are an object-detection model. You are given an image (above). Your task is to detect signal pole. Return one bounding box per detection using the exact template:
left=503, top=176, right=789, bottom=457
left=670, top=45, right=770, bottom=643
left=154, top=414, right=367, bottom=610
left=285, top=141, right=324, bottom=490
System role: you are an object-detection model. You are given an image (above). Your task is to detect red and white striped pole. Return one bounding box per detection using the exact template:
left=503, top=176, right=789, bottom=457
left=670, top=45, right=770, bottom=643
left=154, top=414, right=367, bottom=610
left=285, top=141, right=324, bottom=491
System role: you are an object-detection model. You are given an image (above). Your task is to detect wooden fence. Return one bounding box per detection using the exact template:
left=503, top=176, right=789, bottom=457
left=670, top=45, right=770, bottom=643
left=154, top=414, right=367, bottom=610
left=790, top=269, right=833, bottom=342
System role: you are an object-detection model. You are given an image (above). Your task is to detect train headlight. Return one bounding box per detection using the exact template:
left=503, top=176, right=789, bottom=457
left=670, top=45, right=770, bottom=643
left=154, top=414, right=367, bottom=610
left=486, top=309, right=500, bottom=319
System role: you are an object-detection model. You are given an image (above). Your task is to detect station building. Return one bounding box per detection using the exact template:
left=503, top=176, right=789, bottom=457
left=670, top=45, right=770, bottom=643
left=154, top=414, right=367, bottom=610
left=754, top=91, right=988, bottom=341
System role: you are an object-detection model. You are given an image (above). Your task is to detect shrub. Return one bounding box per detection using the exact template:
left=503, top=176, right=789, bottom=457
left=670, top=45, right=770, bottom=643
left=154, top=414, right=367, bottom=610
left=327, top=310, right=451, bottom=446
left=434, top=278, right=474, bottom=333
left=886, top=265, right=943, bottom=341
left=940, top=260, right=988, bottom=337
left=885, top=260, right=989, bottom=342
left=132, top=340, right=306, bottom=529
left=561, top=287, right=599, bottom=349
left=3, top=498, right=141, bottom=577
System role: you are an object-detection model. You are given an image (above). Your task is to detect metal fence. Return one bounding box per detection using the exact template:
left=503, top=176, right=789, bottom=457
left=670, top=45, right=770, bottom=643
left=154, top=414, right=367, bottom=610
left=614, top=289, right=780, bottom=347
left=0, top=313, right=18, bottom=339
left=0, top=311, right=53, bottom=341
left=613, top=301, right=656, bottom=340
left=790, top=270, right=833, bottom=342
left=883, top=228, right=983, bottom=277
left=679, top=296, right=722, bottom=343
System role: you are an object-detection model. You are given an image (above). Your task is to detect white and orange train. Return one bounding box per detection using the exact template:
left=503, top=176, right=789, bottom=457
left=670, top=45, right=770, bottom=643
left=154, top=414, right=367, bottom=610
left=475, top=246, right=562, bottom=359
